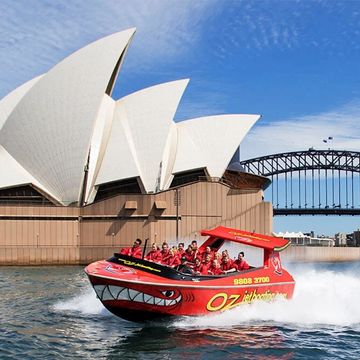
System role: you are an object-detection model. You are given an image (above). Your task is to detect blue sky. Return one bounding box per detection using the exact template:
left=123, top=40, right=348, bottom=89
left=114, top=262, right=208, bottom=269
left=1, top=0, right=360, bottom=235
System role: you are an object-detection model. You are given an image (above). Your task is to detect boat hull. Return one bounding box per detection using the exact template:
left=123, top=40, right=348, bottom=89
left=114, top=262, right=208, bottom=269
left=85, top=258, right=295, bottom=322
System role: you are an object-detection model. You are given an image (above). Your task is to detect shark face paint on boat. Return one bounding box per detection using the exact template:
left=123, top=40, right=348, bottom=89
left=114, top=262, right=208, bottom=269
left=93, top=284, right=182, bottom=307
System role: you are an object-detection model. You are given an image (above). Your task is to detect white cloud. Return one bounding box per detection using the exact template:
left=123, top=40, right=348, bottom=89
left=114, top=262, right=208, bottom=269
left=240, top=100, right=360, bottom=160
left=209, top=3, right=302, bottom=60
left=0, top=0, right=217, bottom=98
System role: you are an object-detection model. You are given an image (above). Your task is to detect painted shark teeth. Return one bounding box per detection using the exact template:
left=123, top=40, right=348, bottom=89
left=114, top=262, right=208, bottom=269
left=109, top=285, right=124, bottom=298
left=94, top=285, right=105, bottom=299
left=128, top=289, right=138, bottom=300
left=93, top=284, right=181, bottom=306
left=143, top=293, right=153, bottom=304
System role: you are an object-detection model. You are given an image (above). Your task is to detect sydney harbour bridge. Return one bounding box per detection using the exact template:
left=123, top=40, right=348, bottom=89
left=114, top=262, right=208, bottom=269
left=240, top=150, right=360, bottom=216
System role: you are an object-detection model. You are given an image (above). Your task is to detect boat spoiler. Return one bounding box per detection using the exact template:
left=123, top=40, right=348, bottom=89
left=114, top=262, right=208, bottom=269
left=200, top=226, right=290, bottom=252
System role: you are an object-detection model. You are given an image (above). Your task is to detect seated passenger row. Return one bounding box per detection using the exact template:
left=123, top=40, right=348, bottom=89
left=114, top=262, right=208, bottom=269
left=120, top=238, right=250, bottom=275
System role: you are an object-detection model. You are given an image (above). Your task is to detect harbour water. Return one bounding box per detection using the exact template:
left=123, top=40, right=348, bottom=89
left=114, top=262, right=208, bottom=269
left=1, top=262, right=360, bottom=359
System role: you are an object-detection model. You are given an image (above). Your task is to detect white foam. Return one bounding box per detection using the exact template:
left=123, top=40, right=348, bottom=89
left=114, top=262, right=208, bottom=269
left=173, top=265, right=360, bottom=328
left=54, top=265, right=360, bottom=326
left=53, top=286, right=109, bottom=316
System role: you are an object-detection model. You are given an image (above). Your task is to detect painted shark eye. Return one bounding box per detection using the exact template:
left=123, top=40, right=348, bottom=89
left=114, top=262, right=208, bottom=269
left=162, top=290, right=175, bottom=297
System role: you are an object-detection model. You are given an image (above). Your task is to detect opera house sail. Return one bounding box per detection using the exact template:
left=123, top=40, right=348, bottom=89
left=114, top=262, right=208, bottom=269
left=0, top=28, right=272, bottom=265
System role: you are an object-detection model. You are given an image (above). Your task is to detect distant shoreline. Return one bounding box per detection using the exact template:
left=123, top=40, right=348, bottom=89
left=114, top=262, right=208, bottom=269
left=283, top=246, right=360, bottom=263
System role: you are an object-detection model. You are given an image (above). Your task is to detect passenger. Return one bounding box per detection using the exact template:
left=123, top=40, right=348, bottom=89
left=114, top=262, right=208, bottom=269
left=191, top=240, right=198, bottom=252
left=214, top=252, right=222, bottom=262
left=201, top=246, right=214, bottom=261
left=184, top=245, right=195, bottom=263
left=160, top=242, right=172, bottom=265
left=201, top=254, right=212, bottom=274
left=145, top=243, right=162, bottom=263
left=178, top=242, right=185, bottom=256
left=172, top=246, right=182, bottom=263
left=192, top=257, right=204, bottom=275
left=120, top=238, right=142, bottom=258
left=234, top=251, right=250, bottom=271
left=191, top=240, right=203, bottom=259
left=165, top=248, right=181, bottom=268
left=221, top=255, right=237, bottom=273
left=208, top=259, right=223, bottom=275
left=175, top=256, right=193, bottom=275
left=171, top=246, right=179, bottom=258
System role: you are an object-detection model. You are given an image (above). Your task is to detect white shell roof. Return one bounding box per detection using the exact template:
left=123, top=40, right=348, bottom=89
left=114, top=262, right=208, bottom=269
left=173, top=115, right=260, bottom=177
left=84, top=94, right=116, bottom=204
left=0, top=146, right=52, bottom=196
left=0, top=28, right=135, bottom=205
left=0, top=28, right=261, bottom=205
left=96, top=79, right=188, bottom=193
left=0, top=75, right=43, bottom=131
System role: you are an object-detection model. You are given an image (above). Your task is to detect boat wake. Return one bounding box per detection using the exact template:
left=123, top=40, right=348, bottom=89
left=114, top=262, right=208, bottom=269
left=54, top=263, right=360, bottom=327
left=53, top=285, right=110, bottom=316
left=173, top=263, right=360, bottom=328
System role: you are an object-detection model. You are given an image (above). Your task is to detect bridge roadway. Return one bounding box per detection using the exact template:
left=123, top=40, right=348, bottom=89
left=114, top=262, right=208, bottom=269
left=273, top=208, right=360, bottom=216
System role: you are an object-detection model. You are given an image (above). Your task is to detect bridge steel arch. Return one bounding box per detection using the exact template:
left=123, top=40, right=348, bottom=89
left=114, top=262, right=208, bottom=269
left=240, top=150, right=360, bottom=215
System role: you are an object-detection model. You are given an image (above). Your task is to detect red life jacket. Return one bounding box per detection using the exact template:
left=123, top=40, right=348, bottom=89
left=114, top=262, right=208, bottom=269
left=209, top=266, right=223, bottom=275
left=120, top=247, right=131, bottom=256
left=184, top=251, right=195, bottom=263
left=201, top=251, right=214, bottom=261
left=145, top=249, right=162, bottom=262
left=234, top=259, right=250, bottom=271
left=178, top=248, right=185, bottom=256
left=166, top=255, right=181, bottom=267
left=131, top=247, right=142, bottom=258
left=160, top=250, right=172, bottom=265
left=120, top=246, right=142, bottom=258
left=193, top=264, right=203, bottom=274
left=201, top=261, right=211, bottom=275
left=221, top=259, right=236, bottom=272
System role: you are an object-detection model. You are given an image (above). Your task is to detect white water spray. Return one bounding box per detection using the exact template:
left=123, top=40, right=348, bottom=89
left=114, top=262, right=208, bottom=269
left=174, top=264, right=360, bottom=328
left=54, top=264, right=360, bottom=327
left=53, top=285, right=110, bottom=316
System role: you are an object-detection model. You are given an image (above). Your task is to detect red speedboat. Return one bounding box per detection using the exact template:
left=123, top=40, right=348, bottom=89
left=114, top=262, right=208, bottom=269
left=85, top=226, right=295, bottom=322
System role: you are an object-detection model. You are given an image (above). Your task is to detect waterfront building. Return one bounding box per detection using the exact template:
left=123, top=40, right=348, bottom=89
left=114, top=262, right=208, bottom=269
left=0, top=28, right=271, bottom=265
left=274, top=231, right=335, bottom=247
left=346, top=233, right=355, bottom=246
left=335, top=233, right=347, bottom=247
left=353, top=230, right=360, bottom=247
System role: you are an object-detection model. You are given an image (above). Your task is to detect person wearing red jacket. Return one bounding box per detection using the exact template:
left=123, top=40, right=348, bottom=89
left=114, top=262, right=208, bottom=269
left=191, top=240, right=202, bottom=259
left=208, top=259, right=223, bottom=275
left=145, top=243, right=162, bottom=262
left=201, top=246, right=214, bottom=261
left=120, top=238, right=142, bottom=258
left=177, top=243, right=185, bottom=257
left=221, top=255, right=237, bottom=273
left=201, top=254, right=212, bottom=275
left=160, top=242, right=172, bottom=265
left=193, top=257, right=206, bottom=275
left=234, top=251, right=250, bottom=271
left=191, top=240, right=199, bottom=252
left=165, top=248, right=181, bottom=268
left=184, top=245, right=195, bottom=263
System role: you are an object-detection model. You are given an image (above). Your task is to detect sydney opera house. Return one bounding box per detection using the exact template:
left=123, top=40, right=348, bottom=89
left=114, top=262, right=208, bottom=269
left=0, top=28, right=272, bottom=265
